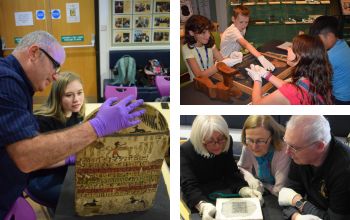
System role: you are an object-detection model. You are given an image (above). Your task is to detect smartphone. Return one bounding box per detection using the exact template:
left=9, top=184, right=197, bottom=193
left=161, top=102, right=169, bottom=109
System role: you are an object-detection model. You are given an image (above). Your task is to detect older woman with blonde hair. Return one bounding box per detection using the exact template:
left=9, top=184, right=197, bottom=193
left=238, top=115, right=290, bottom=197
left=181, top=115, right=263, bottom=220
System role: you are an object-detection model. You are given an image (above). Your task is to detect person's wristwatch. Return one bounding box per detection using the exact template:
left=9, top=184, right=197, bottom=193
left=295, top=198, right=306, bottom=212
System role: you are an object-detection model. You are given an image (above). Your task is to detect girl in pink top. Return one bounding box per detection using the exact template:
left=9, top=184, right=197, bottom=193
left=245, top=35, right=333, bottom=105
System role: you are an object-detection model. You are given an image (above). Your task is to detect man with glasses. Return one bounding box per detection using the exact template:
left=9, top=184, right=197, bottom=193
left=39, top=47, right=61, bottom=74
left=0, top=31, right=145, bottom=218
left=278, top=116, right=350, bottom=220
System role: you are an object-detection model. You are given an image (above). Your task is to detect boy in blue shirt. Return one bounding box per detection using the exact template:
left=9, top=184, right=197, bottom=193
left=309, top=15, right=350, bottom=104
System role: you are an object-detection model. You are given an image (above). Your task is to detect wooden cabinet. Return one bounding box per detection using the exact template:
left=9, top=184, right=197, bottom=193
left=0, top=0, right=97, bottom=103
left=228, top=1, right=330, bottom=45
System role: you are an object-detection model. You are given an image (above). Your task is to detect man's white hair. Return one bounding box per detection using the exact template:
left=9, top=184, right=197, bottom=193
left=13, top=30, right=59, bottom=53
left=190, top=115, right=230, bottom=158
left=286, top=115, right=331, bottom=145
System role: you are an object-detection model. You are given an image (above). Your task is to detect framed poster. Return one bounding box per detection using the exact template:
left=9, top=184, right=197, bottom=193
left=154, top=0, right=170, bottom=13
left=134, top=0, right=152, bottom=14
left=113, top=30, right=132, bottom=43
left=133, top=29, right=151, bottom=43
left=113, top=15, right=132, bottom=29
left=340, top=0, right=350, bottom=15
left=133, top=15, right=151, bottom=28
left=153, top=14, right=170, bottom=28
left=111, top=0, right=169, bottom=46
left=153, top=29, right=169, bottom=43
left=114, top=0, right=132, bottom=14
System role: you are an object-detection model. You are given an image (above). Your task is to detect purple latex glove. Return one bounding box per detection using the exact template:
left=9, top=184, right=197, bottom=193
left=65, top=155, right=76, bottom=165
left=89, top=95, right=145, bottom=137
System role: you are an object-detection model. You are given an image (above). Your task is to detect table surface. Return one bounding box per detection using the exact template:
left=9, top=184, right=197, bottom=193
left=189, top=194, right=284, bottom=220
left=180, top=82, right=251, bottom=105
left=54, top=166, right=170, bottom=220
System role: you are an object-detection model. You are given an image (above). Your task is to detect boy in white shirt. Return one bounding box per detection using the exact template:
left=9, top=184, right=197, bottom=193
left=221, top=5, right=275, bottom=71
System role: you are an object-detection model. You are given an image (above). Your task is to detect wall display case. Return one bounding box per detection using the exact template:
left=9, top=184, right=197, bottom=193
left=112, top=0, right=169, bottom=46
left=340, top=0, right=350, bottom=15
left=232, top=0, right=330, bottom=4
left=228, top=1, right=330, bottom=44
left=340, top=9, right=350, bottom=45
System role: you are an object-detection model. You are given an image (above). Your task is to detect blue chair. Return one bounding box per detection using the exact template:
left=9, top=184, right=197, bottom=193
left=104, top=85, right=138, bottom=100
left=4, top=197, right=36, bottom=220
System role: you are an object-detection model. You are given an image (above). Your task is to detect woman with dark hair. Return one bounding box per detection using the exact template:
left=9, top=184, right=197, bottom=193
left=245, top=34, right=333, bottom=105
left=182, top=15, right=240, bottom=81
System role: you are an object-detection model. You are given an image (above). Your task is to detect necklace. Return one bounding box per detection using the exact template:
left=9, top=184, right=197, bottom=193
left=194, top=46, right=209, bottom=70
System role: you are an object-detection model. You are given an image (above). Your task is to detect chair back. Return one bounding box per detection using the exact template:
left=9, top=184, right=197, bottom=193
left=155, top=76, right=170, bottom=97
left=4, top=197, right=36, bottom=220
left=24, top=188, right=54, bottom=208
left=104, top=85, right=138, bottom=100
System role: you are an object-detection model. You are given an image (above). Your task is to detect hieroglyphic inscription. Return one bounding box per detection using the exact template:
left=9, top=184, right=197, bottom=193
left=75, top=104, right=169, bottom=216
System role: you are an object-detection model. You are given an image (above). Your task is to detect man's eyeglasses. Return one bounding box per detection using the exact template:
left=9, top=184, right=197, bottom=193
left=284, top=138, right=316, bottom=154
left=39, top=48, right=61, bottom=74
left=203, top=137, right=227, bottom=147
left=245, top=136, right=271, bottom=146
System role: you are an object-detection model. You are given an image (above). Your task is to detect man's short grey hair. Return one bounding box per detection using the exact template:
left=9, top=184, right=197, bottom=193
left=13, top=30, right=59, bottom=52
left=286, top=115, right=331, bottom=145
left=190, top=115, right=230, bottom=158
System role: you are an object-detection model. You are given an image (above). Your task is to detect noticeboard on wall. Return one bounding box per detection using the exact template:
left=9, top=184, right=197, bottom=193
left=112, top=0, right=170, bottom=46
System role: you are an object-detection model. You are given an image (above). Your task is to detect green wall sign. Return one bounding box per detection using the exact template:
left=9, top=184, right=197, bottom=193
left=61, top=35, right=84, bottom=42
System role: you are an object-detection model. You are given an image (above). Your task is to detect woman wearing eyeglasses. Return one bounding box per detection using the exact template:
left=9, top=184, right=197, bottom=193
left=26, top=72, right=85, bottom=209
left=181, top=115, right=263, bottom=220
left=238, top=115, right=291, bottom=197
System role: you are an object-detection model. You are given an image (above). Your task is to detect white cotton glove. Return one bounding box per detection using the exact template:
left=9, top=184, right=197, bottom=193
left=239, top=186, right=264, bottom=206
left=199, top=202, right=216, bottom=220
left=221, top=57, right=241, bottom=67
left=246, top=176, right=264, bottom=194
left=257, top=55, right=275, bottom=71
left=229, top=51, right=243, bottom=62
left=278, top=187, right=299, bottom=206
left=253, top=64, right=270, bottom=78
left=245, top=64, right=263, bottom=82
left=296, top=214, right=322, bottom=220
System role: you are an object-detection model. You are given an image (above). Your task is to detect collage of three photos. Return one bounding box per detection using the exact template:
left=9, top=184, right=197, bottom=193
left=0, top=0, right=350, bottom=220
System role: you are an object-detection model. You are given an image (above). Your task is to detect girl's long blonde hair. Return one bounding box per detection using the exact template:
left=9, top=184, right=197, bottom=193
left=35, top=72, right=85, bottom=123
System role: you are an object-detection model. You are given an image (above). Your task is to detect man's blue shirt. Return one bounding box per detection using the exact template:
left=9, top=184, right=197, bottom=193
left=0, top=55, right=39, bottom=218
left=328, top=39, right=350, bottom=101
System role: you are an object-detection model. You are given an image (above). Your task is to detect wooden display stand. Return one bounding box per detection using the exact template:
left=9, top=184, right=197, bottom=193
left=193, top=62, right=242, bottom=102
left=75, top=104, right=169, bottom=216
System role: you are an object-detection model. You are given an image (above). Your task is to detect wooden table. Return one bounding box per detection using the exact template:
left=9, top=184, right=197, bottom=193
left=211, top=51, right=292, bottom=96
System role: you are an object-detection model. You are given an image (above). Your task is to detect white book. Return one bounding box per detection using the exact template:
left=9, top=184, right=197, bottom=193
left=276, top=42, right=292, bottom=50
left=215, top=198, right=263, bottom=220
